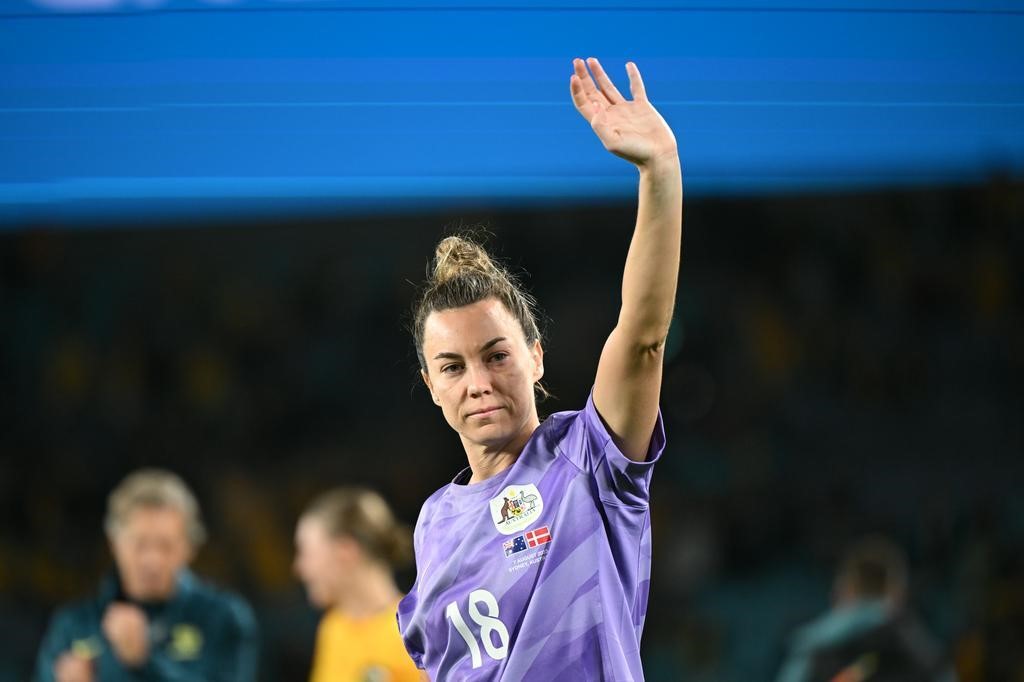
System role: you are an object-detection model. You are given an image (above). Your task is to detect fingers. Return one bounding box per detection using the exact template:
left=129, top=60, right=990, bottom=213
left=571, top=58, right=605, bottom=122
left=572, top=58, right=605, bottom=105
left=571, top=57, right=646, bottom=122
left=570, top=74, right=599, bottom=122
left=626, top=61, right=648, bottom=102
left=586, top=57, right=626, bottom=104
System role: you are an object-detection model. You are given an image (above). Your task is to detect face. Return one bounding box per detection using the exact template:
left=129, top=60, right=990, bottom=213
left=293, top=516, right=353, bottom=609
left=109, top=506, right=193, bottom=602
left=421, top=298, right=544, bottom=451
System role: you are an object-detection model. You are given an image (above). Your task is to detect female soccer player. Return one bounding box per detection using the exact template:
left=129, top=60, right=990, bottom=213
left=397, top=57, right=682, bottom=680
left=294, top=487, right=421, bottom=682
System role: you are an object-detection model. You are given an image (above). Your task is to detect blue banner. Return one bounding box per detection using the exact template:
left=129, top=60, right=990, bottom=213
left=2, top=1, right=1022, bottom=224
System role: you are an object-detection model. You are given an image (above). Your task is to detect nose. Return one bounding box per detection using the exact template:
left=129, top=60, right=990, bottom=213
left=465, top=362, right=493, bottom=398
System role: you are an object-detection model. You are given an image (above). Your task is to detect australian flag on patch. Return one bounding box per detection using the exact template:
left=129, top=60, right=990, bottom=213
left=504, top=525, right=553, bottom=557
left=503, top=535, right=528, bottom=557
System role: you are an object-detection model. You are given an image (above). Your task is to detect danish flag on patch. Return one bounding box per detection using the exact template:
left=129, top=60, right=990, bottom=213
left=525, top=526, right=551, bottom=548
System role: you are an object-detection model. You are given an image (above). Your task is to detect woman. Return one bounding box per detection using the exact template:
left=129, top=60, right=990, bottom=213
left=294, top=487, right=421, bottom=682
left=397, top=57, right=682, bottom=680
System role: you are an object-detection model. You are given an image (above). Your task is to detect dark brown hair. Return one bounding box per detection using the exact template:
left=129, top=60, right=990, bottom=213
left=412, top=235, right=545, bottom=384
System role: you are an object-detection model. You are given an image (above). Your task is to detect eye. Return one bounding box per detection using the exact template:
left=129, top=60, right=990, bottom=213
left=440, top=363, right=463, bottom=375
left=489, top=352, right=509, bottom=363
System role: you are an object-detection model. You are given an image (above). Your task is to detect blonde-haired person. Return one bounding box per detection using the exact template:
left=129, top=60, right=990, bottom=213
left=397, top=58, right=681, bottom=680
left=34, top=468, right=258, bottom=682
left=294, top=487, right=421, bottom=682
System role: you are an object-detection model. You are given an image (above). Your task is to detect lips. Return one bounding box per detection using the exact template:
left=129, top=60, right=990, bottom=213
left=468, top=406, right=503, bottom=418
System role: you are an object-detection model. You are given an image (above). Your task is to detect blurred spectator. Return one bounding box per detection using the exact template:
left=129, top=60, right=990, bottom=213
left=33, top=469, right=258, bottom=682
left=776, top=536, right=957, bottom=682
left=293, top=487, right=420, bottom=682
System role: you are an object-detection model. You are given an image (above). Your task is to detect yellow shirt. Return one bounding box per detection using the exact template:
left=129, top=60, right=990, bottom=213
left=309, top=603, right=421, bottom=682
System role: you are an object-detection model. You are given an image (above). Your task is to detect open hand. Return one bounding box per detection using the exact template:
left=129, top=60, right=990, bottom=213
left=570, top=57, right=677, bottom=169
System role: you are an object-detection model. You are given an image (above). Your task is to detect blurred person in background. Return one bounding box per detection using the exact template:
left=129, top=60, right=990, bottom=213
left=293, top=487, right=421, bottom=682
left=776, top=535, right=957, bottom=682
left=33, top=469, right=259, bottom=682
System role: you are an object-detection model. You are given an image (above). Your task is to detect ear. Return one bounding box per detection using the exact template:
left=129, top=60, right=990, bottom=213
left=421, top=369, right=441, bottom=406
left=333, top=536, right=362, bottom=564
left=531, top=339, right=545, bottom=382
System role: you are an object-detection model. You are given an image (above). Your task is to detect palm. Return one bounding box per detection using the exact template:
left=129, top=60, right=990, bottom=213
left=570, top=58, right=677, bottom=167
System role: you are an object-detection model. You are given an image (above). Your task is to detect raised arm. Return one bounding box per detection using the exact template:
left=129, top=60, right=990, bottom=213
left=570, top=57, right=682, bottom=462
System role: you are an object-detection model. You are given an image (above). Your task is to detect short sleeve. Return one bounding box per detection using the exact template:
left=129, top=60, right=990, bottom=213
left=397, top=599, right=425, bottom=670
left=558, top=390, right=665, bottom=507
left=397, top=505, right=429, bottom=670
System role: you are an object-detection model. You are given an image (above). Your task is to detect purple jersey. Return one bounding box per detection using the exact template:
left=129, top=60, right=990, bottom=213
left=398, top=392, right=665, bottom=681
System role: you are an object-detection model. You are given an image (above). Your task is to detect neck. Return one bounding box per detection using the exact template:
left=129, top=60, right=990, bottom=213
left=333, top=564, right=401, bottom=620
left=461, top=413, right=539, bottom=484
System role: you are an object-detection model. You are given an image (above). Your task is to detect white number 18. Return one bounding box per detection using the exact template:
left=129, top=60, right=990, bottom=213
left=444, top=588, right=510, bottom=669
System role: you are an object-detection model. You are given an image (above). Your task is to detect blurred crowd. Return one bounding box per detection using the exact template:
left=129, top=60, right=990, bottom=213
left=1, top=179, right=1022, bottom=680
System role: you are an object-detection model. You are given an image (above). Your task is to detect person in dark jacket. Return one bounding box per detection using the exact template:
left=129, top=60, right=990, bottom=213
left=776, top=535, right=957, bottom=682
left=34, top=468, right=259, bottom=682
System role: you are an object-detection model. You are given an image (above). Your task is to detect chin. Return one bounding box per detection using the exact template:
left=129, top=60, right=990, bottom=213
left=473, top=413, right=528, bottom=438
left=130, top=584, right=174, bottom=602
left=307, top=588, right=331, bottom=609
left=464, top=419, right=509, bottom=439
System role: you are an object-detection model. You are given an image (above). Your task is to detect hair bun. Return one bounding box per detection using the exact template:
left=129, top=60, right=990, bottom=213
left=384, top=523, right=414, bottom=568
left=432, top=235, right=500, bottom=285
left=413, top=232, right=546, bottom=398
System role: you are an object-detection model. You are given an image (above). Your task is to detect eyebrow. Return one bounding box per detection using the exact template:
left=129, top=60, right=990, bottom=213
left=433, top=336, right=507, bottom=361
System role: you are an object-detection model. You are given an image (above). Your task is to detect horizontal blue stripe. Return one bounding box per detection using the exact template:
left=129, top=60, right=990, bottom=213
left=1, top=1, right=1022, bottom=224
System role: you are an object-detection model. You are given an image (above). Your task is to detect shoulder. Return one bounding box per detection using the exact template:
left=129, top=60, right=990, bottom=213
left=183, top=573, right=257, bottom=633
left=789, top=603, right=888, bottom=655
left=414, top=482, right=452, bottom=526
left=37, top=593, right=106, bottom=658
left=44, top=596, right=97, bottom=635
left=535, top=392, right=642, bottom=457
left=49, top=582, right=110, bottom=628
left=532, top=405, right=586, bottom=455
left=315, top=608, right=347, bottom=641
left=531, top=394, right=620, bottom=470
left=40, top=572, right=125, bottom=645
left=53, top=594, right=98, bottom=620
left=421, top=481, right=452, bottom=510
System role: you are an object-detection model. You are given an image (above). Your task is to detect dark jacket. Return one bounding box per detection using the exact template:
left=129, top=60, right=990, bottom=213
left=776, top=601, right=956, bottom=682
left=34, top=570, right=258, bottom=681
